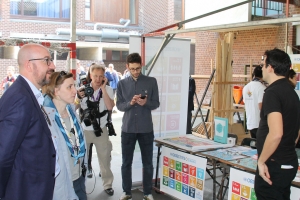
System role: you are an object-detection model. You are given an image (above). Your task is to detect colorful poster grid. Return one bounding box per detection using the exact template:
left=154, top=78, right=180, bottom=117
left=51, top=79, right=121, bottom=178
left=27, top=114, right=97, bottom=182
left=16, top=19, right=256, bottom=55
left=160, top=146, right=207, bottom=200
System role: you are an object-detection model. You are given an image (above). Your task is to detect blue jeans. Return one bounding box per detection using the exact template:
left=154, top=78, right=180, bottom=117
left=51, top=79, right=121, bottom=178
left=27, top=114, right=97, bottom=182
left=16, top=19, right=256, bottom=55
left=121, top=131, right=154, bottom=195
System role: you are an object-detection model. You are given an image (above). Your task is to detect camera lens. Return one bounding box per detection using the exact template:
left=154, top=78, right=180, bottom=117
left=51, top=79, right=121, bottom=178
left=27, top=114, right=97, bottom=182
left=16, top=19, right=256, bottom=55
left=83, top=118, right=91, bottom=126
left=85, top=86, right=94, bottom=97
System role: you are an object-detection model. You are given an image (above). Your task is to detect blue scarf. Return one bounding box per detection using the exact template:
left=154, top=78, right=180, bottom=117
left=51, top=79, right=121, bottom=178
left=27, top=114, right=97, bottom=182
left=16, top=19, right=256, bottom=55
left=44, top=95, right=86, bottom=165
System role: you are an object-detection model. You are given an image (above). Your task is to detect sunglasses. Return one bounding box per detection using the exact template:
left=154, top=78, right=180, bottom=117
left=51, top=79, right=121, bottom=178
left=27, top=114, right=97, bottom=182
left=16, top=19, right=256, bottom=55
left=55, top=71, right=68, bottom=84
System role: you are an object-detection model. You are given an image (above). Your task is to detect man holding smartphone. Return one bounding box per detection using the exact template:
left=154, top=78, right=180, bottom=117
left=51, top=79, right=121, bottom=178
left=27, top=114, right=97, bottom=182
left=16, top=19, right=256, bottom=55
left=116, top=53, right=160, bottom=200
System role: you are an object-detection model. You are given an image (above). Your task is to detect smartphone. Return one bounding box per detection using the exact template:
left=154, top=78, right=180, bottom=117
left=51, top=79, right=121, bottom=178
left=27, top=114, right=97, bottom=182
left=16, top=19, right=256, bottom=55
left=140, top=95, right=146, bottom=99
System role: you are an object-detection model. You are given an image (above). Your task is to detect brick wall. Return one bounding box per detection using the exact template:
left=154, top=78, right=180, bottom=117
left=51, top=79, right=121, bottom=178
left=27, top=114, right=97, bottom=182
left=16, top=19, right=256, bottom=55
left=0, top=0, right=174, bottom=96
left=138, top=1, right=170, bottom=33
left=194, top=4, right=300, bottom=100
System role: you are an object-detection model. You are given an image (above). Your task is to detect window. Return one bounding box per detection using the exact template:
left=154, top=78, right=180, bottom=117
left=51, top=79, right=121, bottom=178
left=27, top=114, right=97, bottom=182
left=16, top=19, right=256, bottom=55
left=85, top=0, right=90, bottom=21
left=252, top=0, right=283, bottom=18
left=174, top=0, right=183, bottom=21
left=112, top=51, right=120, bottom=61
left=87, top=0, right=138, bottom=24
left=103, top=50, right=129, bottom=61
left=10, top=0, right=70, bottom=20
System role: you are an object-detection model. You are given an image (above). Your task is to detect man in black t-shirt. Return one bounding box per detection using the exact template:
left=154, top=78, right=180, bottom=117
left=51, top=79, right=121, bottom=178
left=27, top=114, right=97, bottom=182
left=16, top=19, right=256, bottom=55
left=254, top=48, right=300, bottom=200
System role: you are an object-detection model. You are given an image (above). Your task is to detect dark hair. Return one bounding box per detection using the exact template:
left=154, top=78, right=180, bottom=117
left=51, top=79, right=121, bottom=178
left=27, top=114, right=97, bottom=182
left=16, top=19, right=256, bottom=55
left=126, top=53, right=141, bottom=65
left=264, top=48, right=291, bottom=76
left=252, top=66, right=263, bottom=78
left=46, top=71, right=73, bottom=99
left=286, top=68, right=296, bottom=79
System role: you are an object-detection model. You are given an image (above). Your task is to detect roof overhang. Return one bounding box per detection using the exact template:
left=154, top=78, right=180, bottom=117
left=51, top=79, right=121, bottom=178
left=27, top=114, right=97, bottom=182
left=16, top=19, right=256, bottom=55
left=165, top=16, right=300, bottom=34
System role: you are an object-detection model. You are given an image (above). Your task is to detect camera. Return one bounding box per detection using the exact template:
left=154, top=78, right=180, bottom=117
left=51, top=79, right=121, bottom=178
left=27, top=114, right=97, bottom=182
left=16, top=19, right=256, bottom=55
left=106, top=121, right=116, bottom=136
left=80, top=100, right=103, bottom=137
left=79, top=75, right=94, bottom=97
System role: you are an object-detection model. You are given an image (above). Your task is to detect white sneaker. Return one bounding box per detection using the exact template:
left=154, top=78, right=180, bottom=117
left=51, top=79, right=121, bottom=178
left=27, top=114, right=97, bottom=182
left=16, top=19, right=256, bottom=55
left=143, top=194, right=154, bottom=200
left=119, top=192, right=132, bottom=200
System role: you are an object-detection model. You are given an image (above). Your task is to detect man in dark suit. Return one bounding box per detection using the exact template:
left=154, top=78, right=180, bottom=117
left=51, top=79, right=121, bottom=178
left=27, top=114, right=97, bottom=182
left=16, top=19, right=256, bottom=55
left=0, top=43, right=57, bottom=200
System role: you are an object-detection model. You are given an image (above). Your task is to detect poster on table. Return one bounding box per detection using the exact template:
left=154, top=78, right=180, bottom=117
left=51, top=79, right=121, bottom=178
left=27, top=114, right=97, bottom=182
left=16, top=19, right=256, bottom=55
left=160, top=146, right=207, bottom=200
left=228, top=168, right=300, bottom=200
left=129, top=36, right=191, bottom=182
left=290, top=54, right=300, bottom=90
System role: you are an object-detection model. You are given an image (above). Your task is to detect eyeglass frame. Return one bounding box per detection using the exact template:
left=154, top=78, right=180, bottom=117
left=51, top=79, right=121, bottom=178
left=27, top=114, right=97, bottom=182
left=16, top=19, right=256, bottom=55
left=28, top=57, right=53, bottom=66
left=129, top=67, right=142, bottom=72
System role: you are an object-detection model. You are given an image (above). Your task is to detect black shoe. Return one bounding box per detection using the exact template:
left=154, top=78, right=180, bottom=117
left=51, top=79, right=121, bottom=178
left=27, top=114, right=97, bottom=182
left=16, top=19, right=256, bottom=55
left=99, top=172, right=101, bottom=177
left=87, top=169, right=93, bottom=178
left=105, top=188, right=114, bottom=196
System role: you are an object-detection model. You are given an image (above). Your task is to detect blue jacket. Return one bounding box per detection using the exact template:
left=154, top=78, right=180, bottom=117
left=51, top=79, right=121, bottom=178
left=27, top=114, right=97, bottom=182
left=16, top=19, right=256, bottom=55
left=109, top=71, right=119, bottom=89
left=0, top=76, right=55, bottom=200
left=43, top=95, right=87, bottom=200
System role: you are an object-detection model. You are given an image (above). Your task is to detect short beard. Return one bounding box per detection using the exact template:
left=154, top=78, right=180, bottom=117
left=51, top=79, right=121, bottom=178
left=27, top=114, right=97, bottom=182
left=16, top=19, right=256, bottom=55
left=33, top=64, right=54, bottom=87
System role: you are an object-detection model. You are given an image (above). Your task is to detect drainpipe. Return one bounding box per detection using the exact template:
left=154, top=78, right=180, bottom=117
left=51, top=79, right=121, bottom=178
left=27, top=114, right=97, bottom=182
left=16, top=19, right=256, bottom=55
left=94, top=18, right=131, bottom=30
left=56, top=28, right=132, bottom=39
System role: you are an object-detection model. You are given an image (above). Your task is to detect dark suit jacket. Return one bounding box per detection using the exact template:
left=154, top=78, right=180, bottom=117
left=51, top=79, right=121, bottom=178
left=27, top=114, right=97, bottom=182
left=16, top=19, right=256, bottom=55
left=0, top=76, right=55, bottom=200
left=188, top=77, right=196, bottom=111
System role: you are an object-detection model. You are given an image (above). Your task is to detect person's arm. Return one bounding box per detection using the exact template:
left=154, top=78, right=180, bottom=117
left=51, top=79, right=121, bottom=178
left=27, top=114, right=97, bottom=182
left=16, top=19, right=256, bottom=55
left=142, top=78, right=160, bottom=110
left=258, top=86, right=265, bottom=110
left=257, top=111, right=283, bottom=185
left=0, top=95, right=30, bottom=197
left=295, top=129, right=300, bottom=145
left=116, top=80, right=136, bottom=112
left=101, top=78, right=114, bottom=110
left=258, top=103, right=262, bottom=110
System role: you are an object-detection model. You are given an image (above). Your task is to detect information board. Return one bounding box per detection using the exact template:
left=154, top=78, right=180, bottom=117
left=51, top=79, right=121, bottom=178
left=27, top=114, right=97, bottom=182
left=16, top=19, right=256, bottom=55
left=160, top=146, right=207, bottom=200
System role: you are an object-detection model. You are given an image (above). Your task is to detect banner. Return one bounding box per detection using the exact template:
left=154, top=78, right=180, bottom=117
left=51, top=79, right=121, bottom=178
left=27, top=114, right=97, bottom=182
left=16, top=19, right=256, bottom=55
left=160, top=146, right=207, bottom=200
left=129, top=36, right=191, bottom=182
left=228, top=168, right=300, bottom=200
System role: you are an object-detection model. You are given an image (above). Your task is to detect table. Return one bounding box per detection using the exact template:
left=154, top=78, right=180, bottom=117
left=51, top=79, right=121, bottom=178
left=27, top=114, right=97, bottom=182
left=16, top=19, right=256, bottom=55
left=154, top=137, right=300, bottom=200
left=154, top=136, right=234, bottom=200
left=197, top=147, right=300, bottom=199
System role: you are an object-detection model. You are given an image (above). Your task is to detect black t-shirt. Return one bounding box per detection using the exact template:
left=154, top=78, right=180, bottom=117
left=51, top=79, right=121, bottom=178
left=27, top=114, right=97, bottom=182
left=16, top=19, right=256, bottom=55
left=256, top=78, right=300, bottom=164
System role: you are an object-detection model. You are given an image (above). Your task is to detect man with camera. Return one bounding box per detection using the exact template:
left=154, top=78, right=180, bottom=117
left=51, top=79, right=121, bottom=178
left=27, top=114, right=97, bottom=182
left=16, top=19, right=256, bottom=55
left=76, top=63, right=115, bottom=196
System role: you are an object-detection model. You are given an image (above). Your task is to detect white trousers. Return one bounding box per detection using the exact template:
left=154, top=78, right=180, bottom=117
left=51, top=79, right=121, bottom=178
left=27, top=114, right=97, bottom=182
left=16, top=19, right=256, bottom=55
left=84, top=128, right=114, bottom=189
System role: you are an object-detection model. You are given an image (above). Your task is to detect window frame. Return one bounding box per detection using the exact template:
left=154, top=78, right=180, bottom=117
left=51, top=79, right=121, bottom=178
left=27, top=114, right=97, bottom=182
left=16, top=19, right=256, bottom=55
left=10, top=0, right=70, bottom=22
left=88, top=0, right=138, bottom=25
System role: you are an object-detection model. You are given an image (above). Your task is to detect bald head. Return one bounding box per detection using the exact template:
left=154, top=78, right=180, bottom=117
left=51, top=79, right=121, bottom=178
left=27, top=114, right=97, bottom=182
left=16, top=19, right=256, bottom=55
left=17, top=43, right=55, bottom=89
left=18, top=44, right=50, bottom=74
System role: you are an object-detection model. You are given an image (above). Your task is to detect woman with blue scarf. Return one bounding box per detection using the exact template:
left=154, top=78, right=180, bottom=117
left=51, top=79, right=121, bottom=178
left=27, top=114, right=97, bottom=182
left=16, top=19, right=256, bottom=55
left=43, top=71, right=87, bottom=200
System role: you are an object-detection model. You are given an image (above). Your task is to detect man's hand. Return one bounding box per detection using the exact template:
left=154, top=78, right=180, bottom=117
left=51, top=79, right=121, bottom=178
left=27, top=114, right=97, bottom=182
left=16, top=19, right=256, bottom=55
left=130, top=95, right=141, bottom=105
left=258, top=161, right=272, bottom=185
left=77, top=87, right=85, bottom=99
left=100, top=77, right=108, bottom=90
left=137, top=95, right=147, bottom=106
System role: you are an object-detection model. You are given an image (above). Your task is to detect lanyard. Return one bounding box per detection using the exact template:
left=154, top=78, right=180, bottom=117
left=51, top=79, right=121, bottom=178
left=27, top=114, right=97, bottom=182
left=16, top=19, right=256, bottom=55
left=55, top=105, right=85, bottom=165
left=91, top=89, right=102, bottom=102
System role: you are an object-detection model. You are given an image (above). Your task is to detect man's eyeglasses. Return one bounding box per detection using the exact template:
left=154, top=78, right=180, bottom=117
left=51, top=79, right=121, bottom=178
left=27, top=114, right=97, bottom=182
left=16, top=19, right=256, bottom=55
left=29, top=57, right=53, bottom=66
left=129, top=67, right=142, bottom=72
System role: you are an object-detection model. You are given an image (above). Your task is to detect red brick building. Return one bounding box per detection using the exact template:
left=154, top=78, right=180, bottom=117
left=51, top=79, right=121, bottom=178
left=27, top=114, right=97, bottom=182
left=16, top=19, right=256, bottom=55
left=0, top=0, right=299, bottom=98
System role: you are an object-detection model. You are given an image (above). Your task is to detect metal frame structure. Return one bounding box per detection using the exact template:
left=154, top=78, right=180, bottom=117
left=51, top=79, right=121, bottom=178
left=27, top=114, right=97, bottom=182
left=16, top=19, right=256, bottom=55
left=0, top=40, right=77, bottom=78
left=141, top=0, right=256, bottom=73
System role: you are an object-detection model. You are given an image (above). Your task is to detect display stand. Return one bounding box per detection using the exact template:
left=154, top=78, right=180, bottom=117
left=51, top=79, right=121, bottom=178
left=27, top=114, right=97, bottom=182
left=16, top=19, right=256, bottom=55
left=192, top=33, right=252, bottom=144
